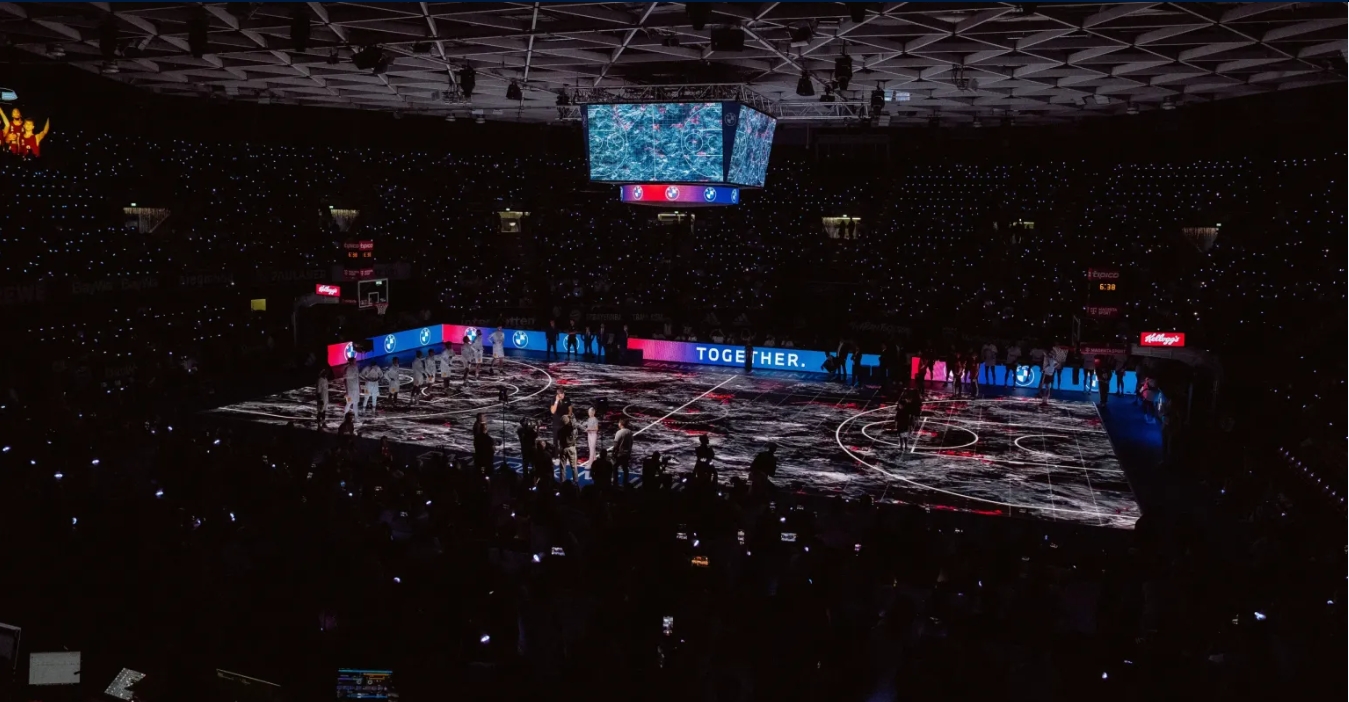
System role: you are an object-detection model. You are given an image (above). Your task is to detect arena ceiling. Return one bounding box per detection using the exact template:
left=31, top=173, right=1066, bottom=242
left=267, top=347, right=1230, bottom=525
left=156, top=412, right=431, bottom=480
left=2, top=2, right=1345, bottom=125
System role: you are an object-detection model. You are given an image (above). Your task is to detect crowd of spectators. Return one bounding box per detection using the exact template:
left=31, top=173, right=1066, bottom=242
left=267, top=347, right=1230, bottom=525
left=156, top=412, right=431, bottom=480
left=0, top=129, right=1343, bottom=700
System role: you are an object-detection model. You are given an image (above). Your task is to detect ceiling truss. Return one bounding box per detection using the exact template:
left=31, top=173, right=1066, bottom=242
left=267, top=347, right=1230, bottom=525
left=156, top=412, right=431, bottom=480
left=0, top=2, right=1342, bottom=124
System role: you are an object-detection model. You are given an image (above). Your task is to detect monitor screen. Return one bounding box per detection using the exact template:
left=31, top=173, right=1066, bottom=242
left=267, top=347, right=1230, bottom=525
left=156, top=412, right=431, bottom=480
left=28, top=651, right=80, bottom=686
left=336, top=668, right=394, bottom=700
left=105, top=668, right=147, bottom=701
left=586, top=103, right=724, bottom=183
left=726, top=104, right=776, bottom=187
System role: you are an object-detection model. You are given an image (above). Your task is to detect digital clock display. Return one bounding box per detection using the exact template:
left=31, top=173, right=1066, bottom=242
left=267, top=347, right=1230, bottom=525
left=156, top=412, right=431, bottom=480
left=1098, top=283, right=1117, bottom=292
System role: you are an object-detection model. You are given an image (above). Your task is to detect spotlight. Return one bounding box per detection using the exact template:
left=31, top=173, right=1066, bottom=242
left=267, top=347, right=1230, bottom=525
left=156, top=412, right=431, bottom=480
left=972, top=116, right=983, bottom=128
left=47, top=43, right=65, bottom=58
left=506, top=79, right=522, bottom=101
left=353, top=46, right=390, bottom=74
left=846, top=3, right=869, bottom=24
left=187, top=8, right=209, bottom=59
left=796, top=70, right=814, bottom=97
left=1161, top=97, right=1176, bottom=111
left=790, top=24, right=812, bottom=48
left=458, top=65, right=476, bottom=99
left=870, top=87, right=885, bottom=113
left=687, top=3, right=711, bottom=31
left=99, top=17, right=120, bottom=59
left=1014, top=3, right=1040, bottom=15
left=446, top=114, right=456, bottom=122
left=101, top=60, right=120, bottom=75
left=834, top=53, right=853, bottom=91
left=1126, top=103, right=1139, bottom=115
left=290, top=7, right=311, bottom=52
left=475, top=116, right=485, bottom=124
left=820, top=84, right=836, bottom=102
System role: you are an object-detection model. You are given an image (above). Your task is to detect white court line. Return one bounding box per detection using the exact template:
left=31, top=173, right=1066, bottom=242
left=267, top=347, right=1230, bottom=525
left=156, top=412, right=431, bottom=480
left=633, top=375, right=737, bottom=436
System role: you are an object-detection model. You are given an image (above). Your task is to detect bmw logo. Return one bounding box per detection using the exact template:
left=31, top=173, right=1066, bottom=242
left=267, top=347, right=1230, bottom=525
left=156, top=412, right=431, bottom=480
left=723, top=111, right=738, bottom=127
left=730, top=189, right=739, bottom=203
left=703, top=187, right=717, bottom=202
left=418, top=327, right=431, bottom=346
left=631, top=185, right=644, bottom=200
left=344, top=342, right=356, bottom=360
left=465, top=327, right=480, bottom=342
left=512, top=330, right=530, bottom=348
left=1014, top=366, right=1038, bottom=388
left=665, top=185, right=680, bottom=200
left=383, top=334, right=397, bottom=354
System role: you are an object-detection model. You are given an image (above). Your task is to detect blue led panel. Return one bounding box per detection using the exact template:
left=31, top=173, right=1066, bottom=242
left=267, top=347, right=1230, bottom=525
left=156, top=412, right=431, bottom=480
left=726, top=105, right=776, bottom=187
left=586, top=103, right=724, bottom=183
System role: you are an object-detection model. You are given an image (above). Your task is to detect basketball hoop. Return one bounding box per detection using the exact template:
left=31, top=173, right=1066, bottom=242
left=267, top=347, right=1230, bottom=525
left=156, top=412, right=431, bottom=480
left=374, top=302, right=389, bottom=316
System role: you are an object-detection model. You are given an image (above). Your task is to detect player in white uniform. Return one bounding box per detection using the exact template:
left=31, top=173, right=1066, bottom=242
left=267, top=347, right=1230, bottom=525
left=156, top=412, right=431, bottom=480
left=316, top=368, right=331, bottom=428
left=410, top=351, right=427, bottom=404
left=343, top=360, right=361, bottom=419
left=472, top=331, right=485, bottom=378
left=360, top=362, right=383, bottom=413
left=490, top=326, right=506, bottom=375
left=437, top=347, right=453, bottom=391
left=385, top=357, right=403, bottom=405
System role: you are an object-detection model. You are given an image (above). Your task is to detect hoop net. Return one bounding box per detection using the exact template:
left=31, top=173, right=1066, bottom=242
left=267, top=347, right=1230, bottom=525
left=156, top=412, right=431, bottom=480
left=330, top=208, right=361, bottom=233
left=123, top=207, right=171, bottom=234
left=375, top=302, right=389, bottom=316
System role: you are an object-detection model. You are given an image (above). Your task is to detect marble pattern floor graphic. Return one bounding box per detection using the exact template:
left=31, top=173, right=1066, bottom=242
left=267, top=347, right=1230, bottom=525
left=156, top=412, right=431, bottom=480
left=208, top=358, right=1140, bottom=529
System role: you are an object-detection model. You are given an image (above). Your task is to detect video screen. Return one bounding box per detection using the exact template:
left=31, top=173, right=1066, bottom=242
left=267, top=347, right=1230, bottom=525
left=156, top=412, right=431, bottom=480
left=105, top=669, right=147, bottom=701
left=726, top=104, right=776, bottom=187
left=28, top=651, right=80, bottom=686
left=586, top=103, right=724, bottom=183
left=337, top=668, right=394, bottom=700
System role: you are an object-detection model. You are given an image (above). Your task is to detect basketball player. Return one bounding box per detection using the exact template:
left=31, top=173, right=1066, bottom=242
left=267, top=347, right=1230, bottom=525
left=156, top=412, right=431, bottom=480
left=343, top=359, right=361, bottom=419
left=16, top=118, right=50, bottom=158
left=1, top=107, right=24, bottom=154
left=385, top=357, right=403, bottom=406
left=491, top=326, right=506, bottom=375
left=437, top=346, right=454, bottom=392
left=460, top=334, right=474, bottom=381
left=316, top=368, right=331, bottom=429
left=410, top=351, right=427, bottom=404
left=472, top=330, right=485, bottom=378
left=360, top=362, right=383, bottom=413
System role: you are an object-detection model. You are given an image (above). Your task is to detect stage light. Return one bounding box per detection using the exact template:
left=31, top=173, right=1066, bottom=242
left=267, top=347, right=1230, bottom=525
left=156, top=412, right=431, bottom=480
left=47, top=43, right=65, bottom=58
left=796, top=70, right=815, bottom=97
left=99, top=17, right=120, bottom=59
left=790, top=24, right=812, bottom=48
left=846, top=3, right=869, bottom=23
left=187, top=8, right=208, bottom=58
left=506, top=80, right=522, bottom=101
left=835, top=60, right=853, bottom=91
left=290, top=7, right=310, bottom=52
left=687, top=3, right=711, bottom=31
left=475, top=116, right=485, bottom=124
left=972, top=116, right=983, bottom=128
left=1161, top=97, right=1176, bottom=111
left=870, top=87, right=885, bottom=114
left=819, top=85, right=835, bottom=102
left=353, top=46, right=390, bottom=74
left=101, top=61, right=119, bottom=75
left=1126, top=103, right=1139, bottom=115
left=459, top=65, right=476, bottom=99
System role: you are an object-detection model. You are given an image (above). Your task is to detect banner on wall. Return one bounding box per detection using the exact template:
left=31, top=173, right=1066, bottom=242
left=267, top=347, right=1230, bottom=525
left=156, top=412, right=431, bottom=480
left=909, top=357, right=1137, bottom=395
left=328, top=322, right=880, bottom=373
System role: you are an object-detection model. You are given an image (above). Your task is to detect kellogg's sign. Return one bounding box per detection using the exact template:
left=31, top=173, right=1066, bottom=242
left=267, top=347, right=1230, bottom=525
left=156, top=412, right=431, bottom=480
left=1140, top=332, right=1185, bottom=347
